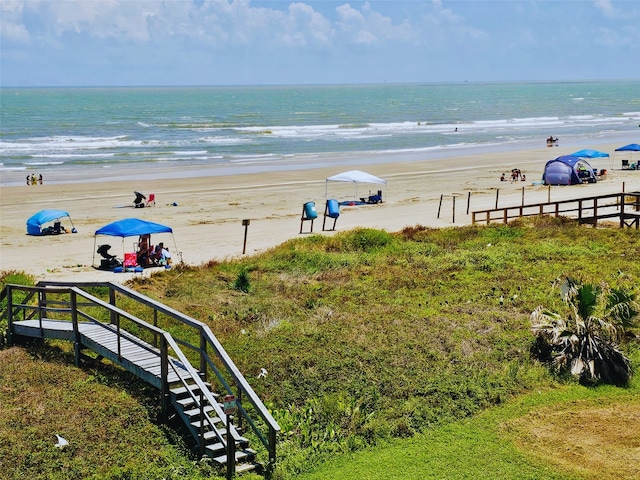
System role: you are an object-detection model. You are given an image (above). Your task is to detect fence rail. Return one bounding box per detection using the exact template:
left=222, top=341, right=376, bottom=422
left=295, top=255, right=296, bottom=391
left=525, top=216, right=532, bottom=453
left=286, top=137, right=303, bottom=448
left=471, top=192, right=640, bottom=228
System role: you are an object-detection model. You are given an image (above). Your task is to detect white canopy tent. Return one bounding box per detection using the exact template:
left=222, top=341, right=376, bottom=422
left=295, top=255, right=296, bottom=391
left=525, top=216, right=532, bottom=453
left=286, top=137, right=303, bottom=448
left=325, top=170, right=387, bottom=201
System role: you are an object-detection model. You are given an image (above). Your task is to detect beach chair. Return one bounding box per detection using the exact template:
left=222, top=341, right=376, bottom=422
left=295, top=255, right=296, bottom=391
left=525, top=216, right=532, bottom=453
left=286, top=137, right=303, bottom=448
left=322, top=199, right=340, bottom=231
left=300, top=201, right=318, bottom=233
left=622, top=159, right=630, bottom=169
left=146, top=193, right=156, bottom=207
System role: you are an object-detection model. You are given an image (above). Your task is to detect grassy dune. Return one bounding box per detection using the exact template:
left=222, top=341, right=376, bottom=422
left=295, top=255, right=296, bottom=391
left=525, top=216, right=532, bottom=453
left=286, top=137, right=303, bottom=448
left=1, top=217, right=639, bottom=479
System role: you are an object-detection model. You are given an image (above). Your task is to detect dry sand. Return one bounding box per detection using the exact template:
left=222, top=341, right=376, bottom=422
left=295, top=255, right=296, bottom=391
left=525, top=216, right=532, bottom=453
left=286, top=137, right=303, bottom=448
left=1, top=141, right=638, bottom=283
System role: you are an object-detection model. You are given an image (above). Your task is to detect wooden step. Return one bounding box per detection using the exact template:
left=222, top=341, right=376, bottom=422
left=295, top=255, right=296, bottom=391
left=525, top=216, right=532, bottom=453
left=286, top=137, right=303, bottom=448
left=175, top=393, right=218, bottom=410
left=201, top=431, right=249, bottom=447
left=183, top=404, right=215, bottom=419
left=170, top=382, right=212, bottom=397
left=236, top=462, right=259, bottom=474
left=190, top=420, right=227, bottom=433
left=211, top=448, right=256, bottom=465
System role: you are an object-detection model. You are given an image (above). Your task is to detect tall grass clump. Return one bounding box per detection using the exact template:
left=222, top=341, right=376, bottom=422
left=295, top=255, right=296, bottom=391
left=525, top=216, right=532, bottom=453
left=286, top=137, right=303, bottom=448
left=234, top=268, right=251, bottom=293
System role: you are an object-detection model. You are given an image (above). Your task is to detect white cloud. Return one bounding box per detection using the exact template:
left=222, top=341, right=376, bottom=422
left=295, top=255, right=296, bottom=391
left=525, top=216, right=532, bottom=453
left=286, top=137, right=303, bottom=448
left=274, top=2, right=334, bottom=47
left=420, top=0, right=488, bottom=47
left=593, top=0, right=615, bottom=18
left=1, top=0, right=30, bottom=41
left=335, top=2, right=413, bottom=45
left=1, top=1, right=639, bottom=86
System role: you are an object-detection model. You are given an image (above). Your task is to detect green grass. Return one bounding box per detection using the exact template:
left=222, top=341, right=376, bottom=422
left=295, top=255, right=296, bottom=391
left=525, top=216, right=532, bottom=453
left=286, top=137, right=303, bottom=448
left=1, top=218, right=639, bottom=479
left=296, top=380, right=640, bottom=480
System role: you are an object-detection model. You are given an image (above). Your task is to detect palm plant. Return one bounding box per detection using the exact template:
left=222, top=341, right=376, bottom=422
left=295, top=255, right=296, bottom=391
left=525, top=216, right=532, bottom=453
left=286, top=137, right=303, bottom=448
left=530, top=277, right=638, bottom=385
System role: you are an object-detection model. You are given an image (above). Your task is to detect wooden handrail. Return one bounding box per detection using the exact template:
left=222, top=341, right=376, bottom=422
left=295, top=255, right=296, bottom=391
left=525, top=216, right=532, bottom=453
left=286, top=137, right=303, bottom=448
left=472, top=192, right=640, bottom=227
left=17, top=281, right=280, bottom=462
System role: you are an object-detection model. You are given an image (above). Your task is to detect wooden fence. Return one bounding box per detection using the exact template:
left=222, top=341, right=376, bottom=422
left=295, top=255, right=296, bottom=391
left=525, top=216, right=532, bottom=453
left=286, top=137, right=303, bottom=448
left=471, top=192, right=640, bottom=228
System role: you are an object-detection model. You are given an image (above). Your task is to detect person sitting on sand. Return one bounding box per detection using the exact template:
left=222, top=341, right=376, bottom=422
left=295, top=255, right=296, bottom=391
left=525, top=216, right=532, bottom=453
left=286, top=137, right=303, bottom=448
left=500, top=172, right=506, bottom=181
left=150, top=243, right=164, bottom=265
left=160, top=245, right=172, bottom=265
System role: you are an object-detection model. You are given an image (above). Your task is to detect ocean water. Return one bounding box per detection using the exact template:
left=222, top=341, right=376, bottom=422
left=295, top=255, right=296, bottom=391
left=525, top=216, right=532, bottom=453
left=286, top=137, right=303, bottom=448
left=1, top=81, right=639, bottom=186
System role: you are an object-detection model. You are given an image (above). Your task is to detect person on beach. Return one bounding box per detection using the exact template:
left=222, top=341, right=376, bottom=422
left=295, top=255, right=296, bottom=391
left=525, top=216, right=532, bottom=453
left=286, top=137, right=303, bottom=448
left=137, top=234, right=151, bottom=267
left=150, top=242, right=165, bottom=265
left=38, top=174, right=43, bottom=185
left=500, top=173, right=506, bottom=181
left=161, top=246, right=171, bottom=265
left=26, top=175, right=30, bottom=185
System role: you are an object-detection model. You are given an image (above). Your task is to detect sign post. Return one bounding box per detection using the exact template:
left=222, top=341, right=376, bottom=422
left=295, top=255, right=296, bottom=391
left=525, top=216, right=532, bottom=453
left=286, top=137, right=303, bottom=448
left=241, top=219, right=250, bottom=254
left=224, top=395, right=237, bottom=480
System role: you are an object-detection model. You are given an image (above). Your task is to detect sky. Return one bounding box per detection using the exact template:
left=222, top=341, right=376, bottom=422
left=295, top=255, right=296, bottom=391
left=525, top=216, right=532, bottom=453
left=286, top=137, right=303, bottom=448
left=1, top=0, right=639, bottom=87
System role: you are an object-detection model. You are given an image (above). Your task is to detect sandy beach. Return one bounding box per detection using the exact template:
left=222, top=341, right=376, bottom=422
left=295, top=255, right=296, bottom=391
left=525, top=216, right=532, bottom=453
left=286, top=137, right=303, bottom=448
left=2, top=141, right=639, bottom=283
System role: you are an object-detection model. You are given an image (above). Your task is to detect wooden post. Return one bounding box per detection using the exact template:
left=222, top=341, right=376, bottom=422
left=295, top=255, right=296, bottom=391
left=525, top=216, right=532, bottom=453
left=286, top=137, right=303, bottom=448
left=7, top=286, right=13, bottom=346
left=521, top=186, right=525, bottom=206
left=437, top=194, right=443, bottom=219
left=153, top=309, right=158, bottom=347
left=109, top=287, right=116, bottom=325
left=547, top=185, right=551, bottom=203
left=466, top=191, right=471, bottom=215
left=160, top=336, right=169, bottom=421
left=226, top=413, right=235, bottom=480
left=578, top=199, right=583, bottom=223
left=495, top=189, right=499, bottom=209
left=452, top=196, right=456, bottom=223
left=268, top=426, right=277, bottom=469
left=237, top=390, right=244, bottom=431
left=242, top=219, right=250, bottom=254
left=200, top=331, right=207, bottom=382
left=71, top=290, right=80, bottom=367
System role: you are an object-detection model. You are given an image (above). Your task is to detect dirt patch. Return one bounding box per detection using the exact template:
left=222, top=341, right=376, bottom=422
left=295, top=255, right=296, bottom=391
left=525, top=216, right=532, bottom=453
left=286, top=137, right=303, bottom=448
left=506, top=400, right=640, bottom=480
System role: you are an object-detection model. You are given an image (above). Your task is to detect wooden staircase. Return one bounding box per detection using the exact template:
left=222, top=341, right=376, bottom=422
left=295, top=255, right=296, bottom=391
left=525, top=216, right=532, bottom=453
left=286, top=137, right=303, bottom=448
left=170, top=380, right=259, bottom=474
left=1, top=281, right=279, bottom=476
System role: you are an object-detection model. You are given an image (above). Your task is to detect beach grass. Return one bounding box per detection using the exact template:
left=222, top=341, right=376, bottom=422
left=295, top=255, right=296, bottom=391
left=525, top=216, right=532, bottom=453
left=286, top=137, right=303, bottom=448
left=1, top=218, right=639, bottom=479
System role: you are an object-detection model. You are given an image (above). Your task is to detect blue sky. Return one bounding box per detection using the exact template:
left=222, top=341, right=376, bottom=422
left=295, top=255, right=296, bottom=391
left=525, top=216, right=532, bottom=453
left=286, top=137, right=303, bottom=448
left=1, top=0, right=639, bottom=87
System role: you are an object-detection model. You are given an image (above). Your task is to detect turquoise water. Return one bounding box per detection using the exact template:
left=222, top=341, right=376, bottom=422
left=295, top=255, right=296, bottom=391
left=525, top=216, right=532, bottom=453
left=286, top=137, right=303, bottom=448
left=1, top=81, right=639, bottom=185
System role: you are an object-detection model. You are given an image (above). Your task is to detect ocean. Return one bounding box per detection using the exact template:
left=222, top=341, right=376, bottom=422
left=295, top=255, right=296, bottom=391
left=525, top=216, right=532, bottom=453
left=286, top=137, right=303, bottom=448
left=1, top=81, right=639, bottom=186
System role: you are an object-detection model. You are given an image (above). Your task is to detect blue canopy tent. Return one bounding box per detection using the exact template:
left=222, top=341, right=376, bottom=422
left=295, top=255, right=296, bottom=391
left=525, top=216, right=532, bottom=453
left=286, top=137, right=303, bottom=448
left=26, top=209, right=76, bottom=236
left=93, top=218, right=177, bottom=268
left=570, top=149, right=610, bottom=159
left=614, top=143, right=640, bottom=169
left=543, top=155, right=597, bottom=186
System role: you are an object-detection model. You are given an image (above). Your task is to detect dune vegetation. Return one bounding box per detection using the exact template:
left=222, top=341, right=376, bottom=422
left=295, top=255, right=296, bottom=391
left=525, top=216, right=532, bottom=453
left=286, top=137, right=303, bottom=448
left=1, top=216, right=639, bottom=480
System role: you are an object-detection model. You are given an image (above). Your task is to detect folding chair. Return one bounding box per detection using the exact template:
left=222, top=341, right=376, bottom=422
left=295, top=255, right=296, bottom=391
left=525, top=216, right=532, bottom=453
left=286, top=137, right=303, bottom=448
left=622, top=159, right=630, bottom=169
left=300, top=201, right=318, bottom=233
left=322, top=199, right=340, bottom=231
left=146, top=193, right=156, bottom=206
